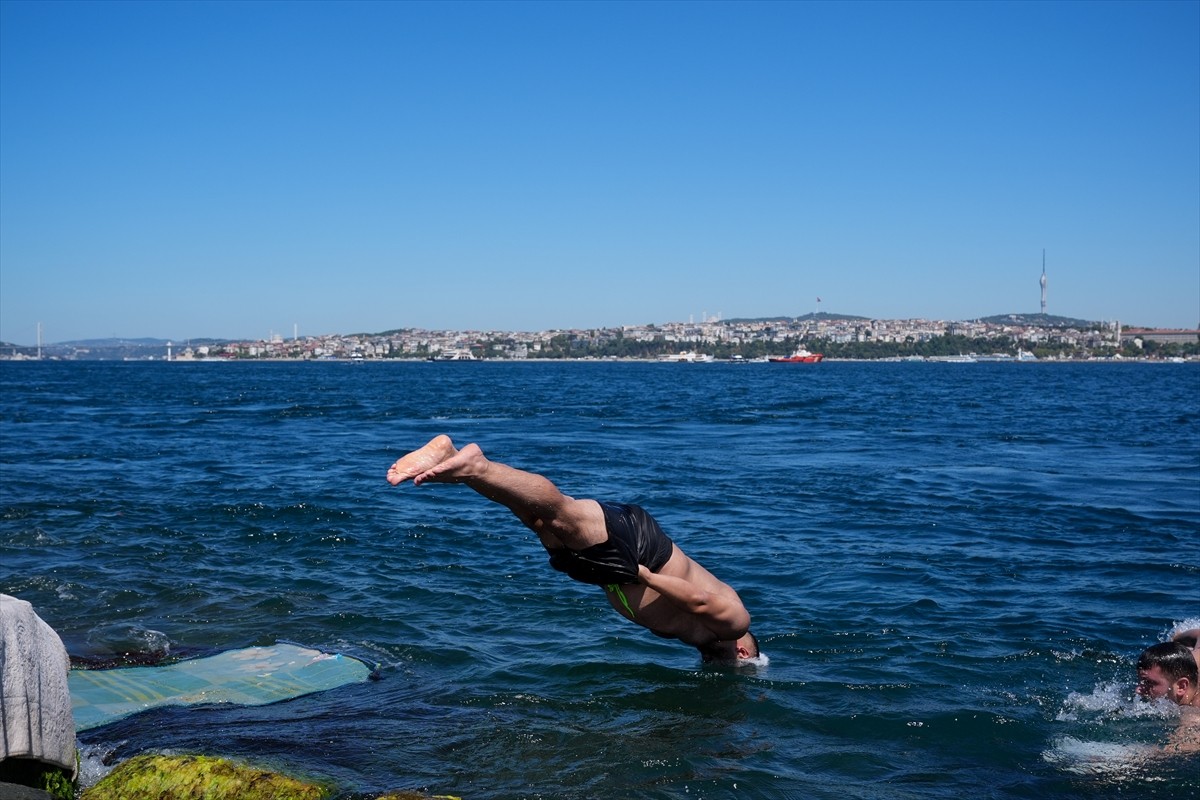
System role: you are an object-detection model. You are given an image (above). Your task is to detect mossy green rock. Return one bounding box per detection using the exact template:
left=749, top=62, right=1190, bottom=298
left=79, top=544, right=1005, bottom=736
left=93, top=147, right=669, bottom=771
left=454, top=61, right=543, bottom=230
left=80, top=754, right=331, bottom=800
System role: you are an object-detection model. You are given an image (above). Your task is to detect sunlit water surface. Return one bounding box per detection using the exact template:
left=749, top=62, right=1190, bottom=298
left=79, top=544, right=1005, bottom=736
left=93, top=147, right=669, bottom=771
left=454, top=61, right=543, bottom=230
left=2, top=361, right=1197, bottom=799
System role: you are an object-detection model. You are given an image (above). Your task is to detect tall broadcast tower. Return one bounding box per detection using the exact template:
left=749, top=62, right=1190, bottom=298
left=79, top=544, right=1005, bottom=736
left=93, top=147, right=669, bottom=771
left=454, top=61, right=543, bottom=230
left=1039, top=250, right=1047, bottom=315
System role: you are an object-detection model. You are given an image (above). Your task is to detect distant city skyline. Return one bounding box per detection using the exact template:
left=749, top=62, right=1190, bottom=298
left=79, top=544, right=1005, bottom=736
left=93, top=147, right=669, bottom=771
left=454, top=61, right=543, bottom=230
left=8, top=311, right=1196, bottom=364
left=6, top=302, right=1193, bottom=349
left=2, top=1, right=1197, bottom=344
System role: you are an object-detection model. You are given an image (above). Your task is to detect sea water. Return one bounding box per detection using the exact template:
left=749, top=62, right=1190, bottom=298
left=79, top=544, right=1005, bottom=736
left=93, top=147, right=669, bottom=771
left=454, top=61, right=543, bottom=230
left=1, top=360, right=1196, bottom=799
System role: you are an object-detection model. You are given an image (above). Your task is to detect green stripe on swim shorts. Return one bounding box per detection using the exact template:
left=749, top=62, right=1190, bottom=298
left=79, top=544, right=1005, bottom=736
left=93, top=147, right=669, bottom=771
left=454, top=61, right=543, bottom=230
left=605, top=584, right=635, bottom=619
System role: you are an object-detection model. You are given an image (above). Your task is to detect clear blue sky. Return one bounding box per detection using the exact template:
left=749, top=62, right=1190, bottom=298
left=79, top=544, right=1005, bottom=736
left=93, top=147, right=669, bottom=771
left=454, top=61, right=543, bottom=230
left=1, top=0, right=1197, bottom=344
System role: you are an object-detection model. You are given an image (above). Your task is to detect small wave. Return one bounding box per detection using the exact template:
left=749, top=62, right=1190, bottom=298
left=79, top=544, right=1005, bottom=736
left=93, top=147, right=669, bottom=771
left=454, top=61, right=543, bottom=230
left=77, top=623, right=171, bottom=667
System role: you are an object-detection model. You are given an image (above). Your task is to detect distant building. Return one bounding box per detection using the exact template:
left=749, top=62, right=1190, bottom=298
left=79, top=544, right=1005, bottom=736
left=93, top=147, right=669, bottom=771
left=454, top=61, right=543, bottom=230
left=1120, top=328, right=1200, bottom=346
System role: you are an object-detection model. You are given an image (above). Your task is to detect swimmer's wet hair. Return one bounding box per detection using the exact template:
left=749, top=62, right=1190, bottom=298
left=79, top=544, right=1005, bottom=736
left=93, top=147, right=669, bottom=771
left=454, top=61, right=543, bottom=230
left=744, top=630, right=760, bottom=659
left=1137, top=641, right=1198, bottom=684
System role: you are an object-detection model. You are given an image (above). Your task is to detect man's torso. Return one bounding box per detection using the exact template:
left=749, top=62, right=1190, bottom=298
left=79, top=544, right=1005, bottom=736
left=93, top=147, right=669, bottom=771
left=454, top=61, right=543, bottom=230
left=603, top=545, right=740, bottom=648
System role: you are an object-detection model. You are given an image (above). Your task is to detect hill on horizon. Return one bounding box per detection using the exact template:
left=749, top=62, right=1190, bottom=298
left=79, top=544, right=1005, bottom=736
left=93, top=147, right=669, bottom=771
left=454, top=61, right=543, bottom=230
left=976, top=312, right=1107, bottom=328
left=1, top=337, right=232, bottom=348
left=0, top=337, right=233, bottom=361
left=730, top=311, right=1113, bottom=328
left=725, top=312, right=873, bottom=324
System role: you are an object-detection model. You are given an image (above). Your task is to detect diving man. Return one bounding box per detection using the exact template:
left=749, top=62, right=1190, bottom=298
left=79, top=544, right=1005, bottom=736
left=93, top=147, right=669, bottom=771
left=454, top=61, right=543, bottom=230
left=387, top=435, right=758, bottom=663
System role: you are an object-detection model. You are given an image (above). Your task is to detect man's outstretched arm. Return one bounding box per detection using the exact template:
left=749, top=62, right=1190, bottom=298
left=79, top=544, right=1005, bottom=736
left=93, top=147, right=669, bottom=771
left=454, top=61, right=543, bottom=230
left=1173, top=628, right=1200, bottom=650
left=637, top=565, right=751, bottom=641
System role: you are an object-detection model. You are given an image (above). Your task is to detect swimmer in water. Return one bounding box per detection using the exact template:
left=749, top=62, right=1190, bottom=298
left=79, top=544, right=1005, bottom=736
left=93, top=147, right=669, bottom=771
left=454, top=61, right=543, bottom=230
left=386, top=435, right=758, bottom=663
left=1135, top=641, right=1199, bottom=753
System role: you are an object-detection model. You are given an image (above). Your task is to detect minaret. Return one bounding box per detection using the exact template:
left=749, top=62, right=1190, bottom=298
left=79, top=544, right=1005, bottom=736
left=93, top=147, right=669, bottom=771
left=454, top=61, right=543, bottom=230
left=1039, top=250, right=1047, bottom=315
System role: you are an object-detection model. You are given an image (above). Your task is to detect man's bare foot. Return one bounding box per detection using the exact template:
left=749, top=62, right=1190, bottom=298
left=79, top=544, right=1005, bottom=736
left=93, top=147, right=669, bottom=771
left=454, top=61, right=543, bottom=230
left=387, top=436, right=490, bottom=486
left=386, top=435, right=458, bottom=485
left=410, top=442, right=488, bottom=485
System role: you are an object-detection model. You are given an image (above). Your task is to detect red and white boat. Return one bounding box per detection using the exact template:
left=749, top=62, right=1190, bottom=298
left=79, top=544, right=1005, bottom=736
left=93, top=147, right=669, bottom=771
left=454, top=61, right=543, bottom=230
left=768, top=348, right=824, bottom=363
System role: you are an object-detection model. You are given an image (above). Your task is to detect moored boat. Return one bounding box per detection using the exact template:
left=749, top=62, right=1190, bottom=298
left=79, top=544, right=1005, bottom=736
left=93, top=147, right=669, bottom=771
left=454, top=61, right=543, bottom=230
left=658, top=351, right=713, bottom=363
left=768, top=348, right=824, bottom=363
left=430, top=348, right=477, bottom=361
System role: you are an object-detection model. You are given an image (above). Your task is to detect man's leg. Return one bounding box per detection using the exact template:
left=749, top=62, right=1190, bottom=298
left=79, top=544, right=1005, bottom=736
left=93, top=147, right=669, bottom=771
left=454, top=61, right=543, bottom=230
left=387, top=435, right=607, bottom=550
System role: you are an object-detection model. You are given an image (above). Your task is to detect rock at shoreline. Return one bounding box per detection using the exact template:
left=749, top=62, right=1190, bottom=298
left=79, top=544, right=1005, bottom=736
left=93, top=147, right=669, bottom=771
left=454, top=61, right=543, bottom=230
left=80, top=754, right=331, bottom=800
left=78, top=754, right=464, bottom=800
left=0, top=780, right=55, bottom=799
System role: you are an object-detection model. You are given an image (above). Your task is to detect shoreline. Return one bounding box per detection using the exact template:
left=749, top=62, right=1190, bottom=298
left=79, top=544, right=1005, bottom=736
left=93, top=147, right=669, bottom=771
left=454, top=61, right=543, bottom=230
left=2, top=356, right=1194, bottom=364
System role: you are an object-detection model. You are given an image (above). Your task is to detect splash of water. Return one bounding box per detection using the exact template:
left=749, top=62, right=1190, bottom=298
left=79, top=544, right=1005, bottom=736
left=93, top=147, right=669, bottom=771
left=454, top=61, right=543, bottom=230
left=1057, top=680, right=1181, bottom=723
left=77, top=743, right=120, bottom=789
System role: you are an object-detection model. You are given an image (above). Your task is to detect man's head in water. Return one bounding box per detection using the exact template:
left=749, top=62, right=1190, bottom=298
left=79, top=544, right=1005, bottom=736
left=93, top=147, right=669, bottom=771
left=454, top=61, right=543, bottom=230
left=1136, top=642, right=1199, bottom=705
left=700, top=631, right=760, bottom=663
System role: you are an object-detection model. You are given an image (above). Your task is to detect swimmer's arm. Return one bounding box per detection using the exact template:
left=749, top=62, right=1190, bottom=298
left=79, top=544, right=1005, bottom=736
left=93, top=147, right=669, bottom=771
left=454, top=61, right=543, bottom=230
left=1164, top=721, right=1200, bottom=754
left=1172, top=628, right=1200, bottom=650
left=637, top=565, right=750, bottom=640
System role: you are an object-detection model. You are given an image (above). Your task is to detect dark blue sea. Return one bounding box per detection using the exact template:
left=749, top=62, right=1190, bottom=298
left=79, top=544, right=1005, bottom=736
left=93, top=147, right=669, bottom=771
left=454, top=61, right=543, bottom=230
left=2, top=360, right=1197, bottom=799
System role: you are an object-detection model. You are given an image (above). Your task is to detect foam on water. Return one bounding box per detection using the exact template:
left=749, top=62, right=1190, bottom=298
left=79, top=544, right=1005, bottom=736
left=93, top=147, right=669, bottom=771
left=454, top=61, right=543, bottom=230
left=1058, top=681, right=1182, bottom=722
left=1167, top=617, right=1200, bottom=642
left=1042, top=735, right=1158, bottom=776
left=740, top=652, right=770, bottom=669
left=77, top=743, right=120, bottom=788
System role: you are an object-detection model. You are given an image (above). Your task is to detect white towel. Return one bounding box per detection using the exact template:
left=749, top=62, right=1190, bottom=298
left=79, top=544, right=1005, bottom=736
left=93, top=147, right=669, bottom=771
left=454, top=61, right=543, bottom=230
left=0, top=594, right=76, bottom=776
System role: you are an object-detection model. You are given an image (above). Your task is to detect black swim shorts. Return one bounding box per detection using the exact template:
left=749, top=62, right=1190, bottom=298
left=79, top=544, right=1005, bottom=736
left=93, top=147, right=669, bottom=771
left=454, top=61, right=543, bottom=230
left=547, top=502, right=675, bottom=586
